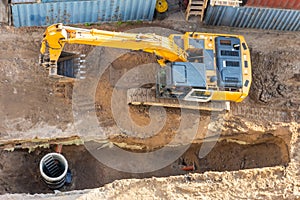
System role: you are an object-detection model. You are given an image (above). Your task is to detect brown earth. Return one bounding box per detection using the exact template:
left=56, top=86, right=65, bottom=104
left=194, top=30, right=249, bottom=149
left=0, top=21, right=299, bottom=197
left=0, top=137, right=289, bottom=194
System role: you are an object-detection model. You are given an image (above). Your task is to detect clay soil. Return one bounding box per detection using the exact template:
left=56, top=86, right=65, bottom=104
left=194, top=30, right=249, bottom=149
left=0, top=21, right=299, bottom=197
left=0, top=138, right=289, bottom=194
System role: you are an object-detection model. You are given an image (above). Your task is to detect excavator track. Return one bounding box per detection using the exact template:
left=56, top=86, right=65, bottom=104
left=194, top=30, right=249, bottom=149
left=127, top=88, right=299, bottom=122
left=127, top=88, right=230, bottom=112
left=231, top=103, right=300, bottom=123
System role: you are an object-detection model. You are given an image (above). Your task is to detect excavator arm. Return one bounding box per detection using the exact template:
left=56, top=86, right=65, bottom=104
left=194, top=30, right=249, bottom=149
left=40, top=23, right=187, bottom=78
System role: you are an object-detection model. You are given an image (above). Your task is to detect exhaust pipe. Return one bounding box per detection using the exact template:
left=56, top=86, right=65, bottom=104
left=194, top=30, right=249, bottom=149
left=39, top=153, right=68, bottom=189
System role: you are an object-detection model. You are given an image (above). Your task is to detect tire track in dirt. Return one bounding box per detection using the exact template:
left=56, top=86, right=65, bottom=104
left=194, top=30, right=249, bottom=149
left=231, top=103, right=299, bottom=123
left=230, top=50, right=299, bottom=124
left=249, top=51, right=299, bottom=111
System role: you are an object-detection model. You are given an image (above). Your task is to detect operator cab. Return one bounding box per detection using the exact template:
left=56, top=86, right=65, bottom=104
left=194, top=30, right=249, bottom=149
left=157, top=62, right=212, bottom=102
left=215, top=37, right=243, bottom=89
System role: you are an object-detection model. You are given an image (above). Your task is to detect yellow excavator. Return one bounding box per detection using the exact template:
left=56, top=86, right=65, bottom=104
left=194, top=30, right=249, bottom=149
left=40, top=23, right=251, bottom=111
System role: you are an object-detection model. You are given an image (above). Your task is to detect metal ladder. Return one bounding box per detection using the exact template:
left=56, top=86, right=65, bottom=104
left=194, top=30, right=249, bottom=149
left=185, top=0, right=208, bottom=21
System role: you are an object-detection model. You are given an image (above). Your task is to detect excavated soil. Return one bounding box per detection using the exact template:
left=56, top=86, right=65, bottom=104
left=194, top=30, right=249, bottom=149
left=93, top=47, right=298, bottom=148
left=0, top=23, right=299, bottom=197
left=0, top=137, right=289, bottom=194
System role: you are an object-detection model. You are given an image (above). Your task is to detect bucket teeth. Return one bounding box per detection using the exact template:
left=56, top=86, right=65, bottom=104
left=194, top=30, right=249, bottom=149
left=75, top=56, right=86, bottom=80
left=56, top=51, right=86, bottom=79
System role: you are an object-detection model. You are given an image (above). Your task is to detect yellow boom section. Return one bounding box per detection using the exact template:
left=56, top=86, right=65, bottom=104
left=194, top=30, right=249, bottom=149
left=40, top=23, right=187, bottom=68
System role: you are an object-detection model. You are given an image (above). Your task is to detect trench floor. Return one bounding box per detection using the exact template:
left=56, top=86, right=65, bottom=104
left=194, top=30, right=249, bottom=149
left=0, top=138, right=289, bottom=194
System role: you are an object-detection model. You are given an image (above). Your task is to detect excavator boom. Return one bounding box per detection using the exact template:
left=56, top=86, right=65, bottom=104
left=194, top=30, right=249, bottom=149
left=40, top=23, right=187, bottom=78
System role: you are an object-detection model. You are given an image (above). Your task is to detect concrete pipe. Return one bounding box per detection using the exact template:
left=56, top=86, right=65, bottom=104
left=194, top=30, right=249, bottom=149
left=39, top=153, right=68, bottom=189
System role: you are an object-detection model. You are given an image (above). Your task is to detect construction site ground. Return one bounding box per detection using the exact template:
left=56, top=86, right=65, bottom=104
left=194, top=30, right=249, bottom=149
left=0, top=12, right=299, bottom=199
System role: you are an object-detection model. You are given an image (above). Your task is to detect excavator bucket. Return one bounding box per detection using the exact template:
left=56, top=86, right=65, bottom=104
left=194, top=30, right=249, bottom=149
left=40, top=51, right=86, bottom=82
left=57, top=52, right=86, bottom=80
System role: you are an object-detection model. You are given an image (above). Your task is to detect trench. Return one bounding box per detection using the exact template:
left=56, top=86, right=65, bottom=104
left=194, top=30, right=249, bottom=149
left=0, top=136, right=289, bottom=194
left=0, top=43, right=295, bottom=195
